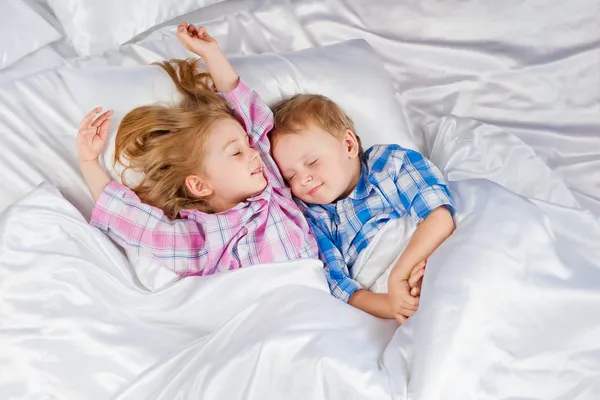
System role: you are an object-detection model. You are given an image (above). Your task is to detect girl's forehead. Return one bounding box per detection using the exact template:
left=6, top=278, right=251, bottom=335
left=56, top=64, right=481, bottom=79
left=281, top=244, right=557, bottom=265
left=207, top=120, right=246, bottom=143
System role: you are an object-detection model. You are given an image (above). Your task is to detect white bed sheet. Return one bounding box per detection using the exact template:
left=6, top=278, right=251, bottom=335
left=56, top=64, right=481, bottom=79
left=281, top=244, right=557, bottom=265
left=2, top=165, right=599, bottom=400
left=289, top=0, right=600, bottom=216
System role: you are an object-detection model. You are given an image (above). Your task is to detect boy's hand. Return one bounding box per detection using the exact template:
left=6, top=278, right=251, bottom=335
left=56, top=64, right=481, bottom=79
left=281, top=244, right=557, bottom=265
left=408, top=260, right=426, bottom=297
left=76, top=107, right=113, bottom=164
left=177, top=22, right=220, bottom=59
left=388, top=276, right=419, bottom=324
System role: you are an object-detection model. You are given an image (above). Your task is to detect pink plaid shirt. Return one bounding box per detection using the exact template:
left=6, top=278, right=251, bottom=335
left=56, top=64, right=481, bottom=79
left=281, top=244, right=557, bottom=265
left=91, top=79, right=319, bottom=276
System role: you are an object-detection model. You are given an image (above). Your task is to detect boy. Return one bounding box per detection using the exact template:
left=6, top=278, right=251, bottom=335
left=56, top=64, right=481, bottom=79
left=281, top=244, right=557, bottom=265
left=270, top=95, right=455, bottom=324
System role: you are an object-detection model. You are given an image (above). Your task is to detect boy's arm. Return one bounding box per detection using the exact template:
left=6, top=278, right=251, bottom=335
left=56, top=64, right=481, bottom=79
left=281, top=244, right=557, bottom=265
left=390, top=148, right=456, bottom=280
left=308, top=217, right=362, bottom=302
left=308, top=216, right=397, bottom=320
left=385, top=147, right=455, bottom=322
left=349, top=291, right=395, bottom=320
left=389, top=206, right=454, bottom=281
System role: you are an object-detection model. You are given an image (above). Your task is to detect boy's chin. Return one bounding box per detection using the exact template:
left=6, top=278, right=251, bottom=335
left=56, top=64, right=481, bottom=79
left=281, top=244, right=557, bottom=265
left=298, top=194, right=330, bottom=205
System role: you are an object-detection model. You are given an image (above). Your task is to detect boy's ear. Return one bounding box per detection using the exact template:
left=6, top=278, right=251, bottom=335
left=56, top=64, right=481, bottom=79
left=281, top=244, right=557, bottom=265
left=343, top=129, right=361, bottom=158
left=185, top=175, right=213, bottom=198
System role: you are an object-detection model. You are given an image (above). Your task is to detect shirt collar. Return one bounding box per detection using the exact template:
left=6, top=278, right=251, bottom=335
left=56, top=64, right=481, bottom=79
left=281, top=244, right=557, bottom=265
left=346, top=158, right=372, bottom=201
left=180, top=181, right=272, bottom=218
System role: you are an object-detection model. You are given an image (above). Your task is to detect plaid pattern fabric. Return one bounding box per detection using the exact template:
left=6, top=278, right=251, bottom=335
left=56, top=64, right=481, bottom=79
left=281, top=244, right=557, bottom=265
left=302, top=145, right=455, bottom=302
left=91, top=79, right=318, bottom=276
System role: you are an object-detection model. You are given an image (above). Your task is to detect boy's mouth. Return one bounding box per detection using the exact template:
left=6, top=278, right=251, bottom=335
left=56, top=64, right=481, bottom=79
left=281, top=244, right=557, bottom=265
left=308, top=183, right=323, bottom=196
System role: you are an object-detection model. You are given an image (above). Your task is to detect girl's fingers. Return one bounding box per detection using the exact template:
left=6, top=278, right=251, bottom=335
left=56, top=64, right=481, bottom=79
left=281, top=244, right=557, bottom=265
left=79, top=107, right=102, bottom=129
left=197, top=26, right=213, bottom=41
left=408, top=268, right=424, bottom=287
left=91, top=110, right=113, bottom=127
left=91, top=134, right=104, bottom=153
left=187, top=24, right=198, bottom=36
left=97, top=119, right=112, bottom=140
left=395, top=314, right=407, bottom=324
left=77, top=128, right=97, bottom=139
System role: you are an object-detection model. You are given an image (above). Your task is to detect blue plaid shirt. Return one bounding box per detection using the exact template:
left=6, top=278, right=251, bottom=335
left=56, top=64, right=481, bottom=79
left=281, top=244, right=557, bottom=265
left=301, top=145, right=455, bottom=302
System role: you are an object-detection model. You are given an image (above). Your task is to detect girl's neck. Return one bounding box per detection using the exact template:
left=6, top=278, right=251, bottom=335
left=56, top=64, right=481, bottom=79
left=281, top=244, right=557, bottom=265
left=209, top=198, right=238, bottom=214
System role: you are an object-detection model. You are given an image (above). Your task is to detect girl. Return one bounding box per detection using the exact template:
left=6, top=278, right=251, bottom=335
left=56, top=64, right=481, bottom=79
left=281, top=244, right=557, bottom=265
left=76, top=23, right=318, bottom=276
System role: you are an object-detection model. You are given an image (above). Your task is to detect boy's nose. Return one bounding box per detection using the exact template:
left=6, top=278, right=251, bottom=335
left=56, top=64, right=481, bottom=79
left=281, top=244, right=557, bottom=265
left=301, top=174, right=313, bottom=186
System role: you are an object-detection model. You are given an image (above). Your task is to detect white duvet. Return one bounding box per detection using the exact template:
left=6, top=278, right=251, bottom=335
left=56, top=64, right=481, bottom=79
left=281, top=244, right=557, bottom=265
left=2, top=119, right=600, bottom=399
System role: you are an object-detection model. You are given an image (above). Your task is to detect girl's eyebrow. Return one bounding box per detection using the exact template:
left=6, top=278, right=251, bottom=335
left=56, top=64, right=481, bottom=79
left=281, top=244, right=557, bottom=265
left=222, top=137, right=239, bottom=150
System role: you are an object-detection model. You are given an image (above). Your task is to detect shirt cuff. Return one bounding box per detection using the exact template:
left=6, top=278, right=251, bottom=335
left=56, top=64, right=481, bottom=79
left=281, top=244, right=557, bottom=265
left=410, top=184, right=455, bottom=223
left=219, top=78, right=248, bottom=108
left=331, top=276, right=362, bottom=303
left=90, top=181, right=130, bottom=230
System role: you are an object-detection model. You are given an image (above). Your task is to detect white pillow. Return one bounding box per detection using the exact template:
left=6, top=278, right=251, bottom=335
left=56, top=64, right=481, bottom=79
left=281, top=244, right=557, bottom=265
left=60, top=39, right=414, bottom=185
left=59, top=39, right=413, bottom=290
left=0, top=1, right=62, bottom=70
left=47, top=0, right=224, bottom=56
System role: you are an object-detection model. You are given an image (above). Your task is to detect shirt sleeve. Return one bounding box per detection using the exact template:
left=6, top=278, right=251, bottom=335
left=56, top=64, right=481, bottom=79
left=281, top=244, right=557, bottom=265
left=307, top=216, right=362, bottom=302
left=90, top=181, right=209, bottom=276
left=392, top=149, right=455, bottom=223
left=219, top=79, right=285, bottom=188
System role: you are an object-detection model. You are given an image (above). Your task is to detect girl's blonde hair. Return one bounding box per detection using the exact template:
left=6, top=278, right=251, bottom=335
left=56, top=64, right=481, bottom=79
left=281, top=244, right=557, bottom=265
left=114, top=58, right=235, bottom=218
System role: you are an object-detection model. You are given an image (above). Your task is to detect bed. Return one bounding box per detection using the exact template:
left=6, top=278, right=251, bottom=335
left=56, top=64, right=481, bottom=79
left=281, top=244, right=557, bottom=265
left=1, top=1, right=599, bottom=399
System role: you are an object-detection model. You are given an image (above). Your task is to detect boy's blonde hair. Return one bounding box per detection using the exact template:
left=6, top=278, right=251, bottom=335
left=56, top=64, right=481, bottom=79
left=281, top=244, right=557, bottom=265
left=272, top=94, right=363, bottom=154
left=115, top=58, right=235, bottom=218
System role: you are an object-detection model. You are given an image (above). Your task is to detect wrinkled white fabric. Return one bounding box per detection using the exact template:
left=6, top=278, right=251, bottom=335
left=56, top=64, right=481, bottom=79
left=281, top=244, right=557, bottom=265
left=59, top=40, right=412, bottom=184
left=0, top=5, right=313, bottom=216
left=353, top=217, right=417, bottom=294
left=385, top=179, right=600, bottom=400
left=0, top=1, right=61, bottom=70
left=46, top=0, right=224, bottom=56
left=1, top=1, right=600, bottom=399
left=0, top=46, right=64, bottom=84
left=290, top=0, right=600, bottom=216
left=0, top=184, right=396, bottom=400
left=2, top=178, right=599, bottom=399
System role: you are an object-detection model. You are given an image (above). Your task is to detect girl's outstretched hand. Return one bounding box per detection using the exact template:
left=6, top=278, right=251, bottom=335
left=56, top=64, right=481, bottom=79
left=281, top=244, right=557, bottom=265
left=177, top=22, right=220, bottom=58
left=408, top=260, right=426, bottom=297
left=76, top=107, right=113, bottom=164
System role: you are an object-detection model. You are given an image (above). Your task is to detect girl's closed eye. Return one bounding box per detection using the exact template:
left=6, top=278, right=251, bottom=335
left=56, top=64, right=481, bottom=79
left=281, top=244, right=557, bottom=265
left=308, top=159, right=318, bottom=166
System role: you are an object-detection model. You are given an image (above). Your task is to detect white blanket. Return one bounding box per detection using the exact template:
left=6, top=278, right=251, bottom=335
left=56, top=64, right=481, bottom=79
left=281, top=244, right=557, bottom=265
left=391, top=179, right=600, bottom=399
left=0, top=183, right=396, bottom=399
left=2, top=176, right=600, bottom=399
